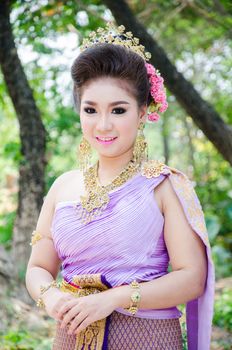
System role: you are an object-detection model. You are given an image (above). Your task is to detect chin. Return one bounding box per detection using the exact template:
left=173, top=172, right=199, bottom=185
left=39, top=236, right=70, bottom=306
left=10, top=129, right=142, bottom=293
left=98, top=152, right=121, bottom=159
left=98, top=148, right=133, bottom=160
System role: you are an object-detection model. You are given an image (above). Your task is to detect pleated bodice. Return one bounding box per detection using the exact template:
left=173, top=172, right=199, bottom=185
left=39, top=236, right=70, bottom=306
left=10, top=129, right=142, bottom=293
left=51, top=171, right=181, bottom=319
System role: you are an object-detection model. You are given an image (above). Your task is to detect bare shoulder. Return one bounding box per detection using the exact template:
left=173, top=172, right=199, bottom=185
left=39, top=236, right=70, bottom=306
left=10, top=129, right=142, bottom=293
left=151, top=162, right=192, bottom=215
left=154, top=176, right=176, bottom=214
left=35, top=169, right=84, bottom=239
left=53, top=169, right=82, bottom=186
left=51, top=169, right=85, bottom=205
left=141, top=159, right=179, bottom=214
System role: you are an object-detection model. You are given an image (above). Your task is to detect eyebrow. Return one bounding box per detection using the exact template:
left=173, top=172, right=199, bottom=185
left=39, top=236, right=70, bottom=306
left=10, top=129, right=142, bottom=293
left=83, top=100, right=130, bottom=106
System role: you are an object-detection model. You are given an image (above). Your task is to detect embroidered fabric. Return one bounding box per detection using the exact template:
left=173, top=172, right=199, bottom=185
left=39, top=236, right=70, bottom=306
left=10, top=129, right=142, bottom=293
left=52, top=312, right=183, bottom=350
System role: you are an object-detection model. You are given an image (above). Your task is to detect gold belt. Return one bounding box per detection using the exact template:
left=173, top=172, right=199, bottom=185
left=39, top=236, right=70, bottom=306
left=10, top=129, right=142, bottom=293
left=59, top=274, right=109, bottom=350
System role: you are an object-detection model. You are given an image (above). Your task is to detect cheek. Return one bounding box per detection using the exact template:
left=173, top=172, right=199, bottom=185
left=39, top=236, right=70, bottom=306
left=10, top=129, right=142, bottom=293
left=80, top=117, right=94, bottom=132
left=119, top=117, right=139, bottom=139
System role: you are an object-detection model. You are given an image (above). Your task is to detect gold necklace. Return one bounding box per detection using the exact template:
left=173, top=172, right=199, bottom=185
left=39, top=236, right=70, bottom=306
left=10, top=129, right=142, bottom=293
left=76, top=159, right=141, bottom=224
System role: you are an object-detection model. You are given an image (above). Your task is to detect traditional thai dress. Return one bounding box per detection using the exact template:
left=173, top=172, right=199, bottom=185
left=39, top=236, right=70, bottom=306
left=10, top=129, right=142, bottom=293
left=51, top=160, right=214, bottom=350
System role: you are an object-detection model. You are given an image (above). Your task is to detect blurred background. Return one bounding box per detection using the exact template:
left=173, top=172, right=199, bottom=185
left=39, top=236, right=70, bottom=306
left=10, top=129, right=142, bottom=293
left=0, top=0, right=231, bottom=349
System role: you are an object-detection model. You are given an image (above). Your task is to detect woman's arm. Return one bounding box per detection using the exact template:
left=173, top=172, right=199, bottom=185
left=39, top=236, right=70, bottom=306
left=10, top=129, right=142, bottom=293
left=25, top=177, right=60, bottom=298
left=25, top=175, right=76, bottom=320
left=110, top=177, right=207, bottom=309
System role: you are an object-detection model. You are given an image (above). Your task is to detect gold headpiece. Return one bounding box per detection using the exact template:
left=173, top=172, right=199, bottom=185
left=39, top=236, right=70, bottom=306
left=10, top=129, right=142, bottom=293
left=80, top=22, right=152, bottom=62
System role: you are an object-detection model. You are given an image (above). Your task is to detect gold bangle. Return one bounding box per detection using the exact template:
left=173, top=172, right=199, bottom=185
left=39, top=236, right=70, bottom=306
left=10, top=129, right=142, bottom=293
left=30, top=230, right=42, bottom=246
left=30, top=230, right=53, bottom=246
left=36, top=280, right=60, bottom=309
left=36, top=297, right=46, bottom=309
left=40, top=280, right=58, bottom=295
left=124, top=280, right=141, bottom=315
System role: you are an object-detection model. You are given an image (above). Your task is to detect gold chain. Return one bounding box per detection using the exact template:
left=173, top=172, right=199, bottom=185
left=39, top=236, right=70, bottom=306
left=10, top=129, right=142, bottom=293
left=76, top=159, right=141, bottom=224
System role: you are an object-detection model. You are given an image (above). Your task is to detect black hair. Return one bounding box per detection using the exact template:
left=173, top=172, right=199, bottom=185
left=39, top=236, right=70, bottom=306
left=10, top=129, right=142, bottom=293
left=71, top=43, right=152, bottom=112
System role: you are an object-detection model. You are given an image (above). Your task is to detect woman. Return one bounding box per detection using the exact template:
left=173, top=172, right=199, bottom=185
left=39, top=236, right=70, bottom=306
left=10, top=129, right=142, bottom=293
left=25, top=23, right=214, bottom=350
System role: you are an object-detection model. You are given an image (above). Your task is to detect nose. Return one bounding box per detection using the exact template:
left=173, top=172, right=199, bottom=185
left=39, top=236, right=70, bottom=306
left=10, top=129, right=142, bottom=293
left=96, top=114, right=113, bottom=132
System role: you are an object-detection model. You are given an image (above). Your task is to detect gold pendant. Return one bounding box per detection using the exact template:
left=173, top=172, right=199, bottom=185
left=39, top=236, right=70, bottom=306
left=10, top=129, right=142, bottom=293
left=77, top=159, right=141, bottom=224
left=76, top=187, right=110, bottom=224
left=80, top=188, right=109, bottom=212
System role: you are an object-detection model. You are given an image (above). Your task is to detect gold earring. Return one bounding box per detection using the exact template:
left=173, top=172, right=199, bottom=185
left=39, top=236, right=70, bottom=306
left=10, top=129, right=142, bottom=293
left=78, top=136, right=92, bottom=172
left=133, top=123, right=148, bottom=163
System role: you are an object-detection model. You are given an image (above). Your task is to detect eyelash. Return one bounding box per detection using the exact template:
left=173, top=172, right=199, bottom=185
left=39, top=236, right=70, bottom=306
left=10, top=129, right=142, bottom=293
left=84, top=107, right=126, bottom=115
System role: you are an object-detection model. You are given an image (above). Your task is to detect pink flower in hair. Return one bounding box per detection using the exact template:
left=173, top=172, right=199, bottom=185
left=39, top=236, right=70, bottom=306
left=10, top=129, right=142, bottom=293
left=148, top=112, right=160, bottom=122
left=145, top=63, right=168, bottom=122
left=159, top=101, right=168, bottom=113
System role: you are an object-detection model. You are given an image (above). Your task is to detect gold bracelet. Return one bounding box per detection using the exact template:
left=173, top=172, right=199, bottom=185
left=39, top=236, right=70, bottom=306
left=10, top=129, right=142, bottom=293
left=30, top=230, right=53, bottom=246
left=30, top=230, right=42, bottom=246
left=36, top=280, right=59, bottom=309
left=36, top=297, right=46, bottom=309
left=124, top=280, right=141, bottom=315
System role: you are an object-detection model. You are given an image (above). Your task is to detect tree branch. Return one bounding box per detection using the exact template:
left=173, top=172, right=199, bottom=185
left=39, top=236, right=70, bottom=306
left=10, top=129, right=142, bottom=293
left=102, top=0, right=232, bottom=165
left=0, top=0, right=47, bottom=277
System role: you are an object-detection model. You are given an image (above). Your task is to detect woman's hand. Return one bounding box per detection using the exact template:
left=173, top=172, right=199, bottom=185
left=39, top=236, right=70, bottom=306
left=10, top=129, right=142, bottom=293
left=57, top=289, right=119, bottom=335
left=42, top=288, right=74, bottom=321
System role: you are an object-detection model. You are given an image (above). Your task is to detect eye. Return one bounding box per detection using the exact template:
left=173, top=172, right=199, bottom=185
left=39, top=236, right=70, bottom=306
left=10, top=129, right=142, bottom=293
left=84, top=107, right=96, bottom=114
left=112, top=108, right=126, bottom=114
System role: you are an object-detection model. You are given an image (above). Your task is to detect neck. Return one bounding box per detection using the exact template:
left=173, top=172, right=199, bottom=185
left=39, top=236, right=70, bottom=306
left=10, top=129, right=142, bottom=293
left=97, top=149, right=134, bottom=186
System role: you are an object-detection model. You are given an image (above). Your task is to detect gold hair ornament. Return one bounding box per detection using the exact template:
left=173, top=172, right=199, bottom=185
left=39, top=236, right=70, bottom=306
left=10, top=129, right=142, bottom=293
left=80, top=22, right=151, bottom=62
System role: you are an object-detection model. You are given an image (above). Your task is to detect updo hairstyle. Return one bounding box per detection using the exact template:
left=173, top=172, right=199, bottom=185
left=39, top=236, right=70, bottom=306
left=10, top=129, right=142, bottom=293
left=71, top=43, right=153, bottom=113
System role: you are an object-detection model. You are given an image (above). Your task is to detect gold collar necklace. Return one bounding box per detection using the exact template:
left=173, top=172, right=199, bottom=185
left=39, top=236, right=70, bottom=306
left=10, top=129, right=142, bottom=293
left=76, top=158, right=141, bottom=224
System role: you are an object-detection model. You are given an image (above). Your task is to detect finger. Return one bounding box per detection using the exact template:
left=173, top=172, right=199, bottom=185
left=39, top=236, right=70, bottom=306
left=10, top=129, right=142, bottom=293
left=60, top=305, right=81, bottom=329
left=57, top=299, right=78, bottom=320
left=74, top=317, right=92, bottom=335
left=52, top=294, right=73, bottom=316
left=67, top=312, right=88, bottom=335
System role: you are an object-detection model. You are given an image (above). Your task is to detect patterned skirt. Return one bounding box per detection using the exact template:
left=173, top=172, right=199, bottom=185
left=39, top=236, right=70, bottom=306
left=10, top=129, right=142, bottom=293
left=52, top=311, right=183, bottom=350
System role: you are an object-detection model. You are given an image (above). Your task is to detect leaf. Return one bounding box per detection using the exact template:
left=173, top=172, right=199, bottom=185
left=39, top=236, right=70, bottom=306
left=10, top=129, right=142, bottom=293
left=205, top=215, right=221, bottom=242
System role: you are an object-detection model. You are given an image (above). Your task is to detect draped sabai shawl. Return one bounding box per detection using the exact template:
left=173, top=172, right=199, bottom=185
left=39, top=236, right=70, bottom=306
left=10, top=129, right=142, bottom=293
left=51, top=160, right=214, bottom=350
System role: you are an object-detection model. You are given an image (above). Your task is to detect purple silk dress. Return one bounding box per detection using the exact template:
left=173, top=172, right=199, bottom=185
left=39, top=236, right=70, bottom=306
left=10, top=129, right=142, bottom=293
left=51, top=163, right=214, bottom=350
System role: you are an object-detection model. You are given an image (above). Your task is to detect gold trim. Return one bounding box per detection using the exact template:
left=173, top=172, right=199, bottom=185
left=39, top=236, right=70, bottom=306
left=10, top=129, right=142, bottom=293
left=72, top=273, right=108, bottom=291
left=141, top=159, right=167, bottom=178
left=76, top=319, right=106, bottom=350
left=168, top=172, right=209, bottom=246
left=141, top=161, right=210, bottom=248
left=60, top=275, right=109, bottom=350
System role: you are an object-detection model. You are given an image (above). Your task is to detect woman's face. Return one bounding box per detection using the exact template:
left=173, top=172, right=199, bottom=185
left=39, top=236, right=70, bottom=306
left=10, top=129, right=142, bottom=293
left=79, top=77, right=147, bottom=161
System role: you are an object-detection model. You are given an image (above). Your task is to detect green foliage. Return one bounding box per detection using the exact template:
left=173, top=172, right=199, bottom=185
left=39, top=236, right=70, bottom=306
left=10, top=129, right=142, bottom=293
left=0, top=329, right=52, bottom=350
left=0, top=3, right=231, bottom=349
left=212, top=245, right=232, bottom=278
left=1, top=0, right=231, bottom=282
left=213, top=288, right=232, bottom=331
left=13, top=0, right=107, bottom=49
left=0, top=211, right=16, bottom=245
left=3, top=142, right=21, bottom=164
left=181, top=322, right=187, bottom=350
